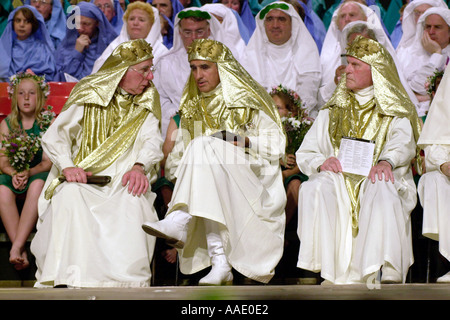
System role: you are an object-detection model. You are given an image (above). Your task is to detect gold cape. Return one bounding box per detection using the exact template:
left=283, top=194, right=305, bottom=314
left=45, top=39, right=161, bottom=199
left=322, top=36, right=422, bottom=235
left=178, top=39, right=284, bottom=147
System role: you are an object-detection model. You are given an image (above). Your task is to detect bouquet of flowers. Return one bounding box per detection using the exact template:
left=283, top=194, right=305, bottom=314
left=282, top=113, right=314, bottom=155
left=270, top=85, right=314, bottom=154
left=1, top=131, right=41, bottom=173
left=39, top=105, right=56, bottom=130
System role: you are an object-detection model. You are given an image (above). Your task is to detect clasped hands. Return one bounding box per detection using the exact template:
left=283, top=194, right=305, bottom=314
left=62, top=164, right=149, bottom=196
left=12, top=170, right=30, bottom=190
left=319, top=157, right=395, bottom=183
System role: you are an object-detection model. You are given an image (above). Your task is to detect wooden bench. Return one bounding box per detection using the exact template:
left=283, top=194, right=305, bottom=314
left=0, top=82, right=76, bottom=122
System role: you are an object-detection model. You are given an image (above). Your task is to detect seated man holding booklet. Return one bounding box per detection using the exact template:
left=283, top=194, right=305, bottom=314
left=295, top=36, right=422, bottom=285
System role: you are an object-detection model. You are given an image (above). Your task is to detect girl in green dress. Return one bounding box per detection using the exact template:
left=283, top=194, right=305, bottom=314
left=0, top=72, right=53, bottom=270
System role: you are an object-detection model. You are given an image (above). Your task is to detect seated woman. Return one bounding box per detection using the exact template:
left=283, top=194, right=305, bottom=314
left=53, top=1, right=117, bottom=81
left=92, top=1, right=168, bottom=73
left=0, top=5, right=56, bottom=82
left=0, top=72, right=54, bottom=270
left=270, top=85, right=312, bottom=230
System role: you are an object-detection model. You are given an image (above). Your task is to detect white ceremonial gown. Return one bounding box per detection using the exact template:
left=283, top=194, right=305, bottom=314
left=296, top=109, right=417, bottom=284
left=417, top=65, right=450, bottom=262
left=31, top=104, right=164, bottom=288
left=91, top=6, right=168, bottom=74
left=165, top=111, right=287, bottom=283
left=418, top=145, right=450, bottom=261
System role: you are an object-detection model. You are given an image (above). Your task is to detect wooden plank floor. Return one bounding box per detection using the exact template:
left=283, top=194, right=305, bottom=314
left=0, top=284, right=448, bottom=300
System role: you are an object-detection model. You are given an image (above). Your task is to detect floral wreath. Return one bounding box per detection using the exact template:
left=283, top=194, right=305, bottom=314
left=425, top=68, right=445, bottom=96
left=6, top=72, right=50, bottom=99
left=270, top=84, right=303, bottom=112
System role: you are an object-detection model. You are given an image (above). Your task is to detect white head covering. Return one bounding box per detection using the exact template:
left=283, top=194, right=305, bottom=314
left=418, top=66, right=450, bottom=146
left=91, top=6, right=167, bottom=73
left=319, top=1, right=389, bottom=105
left=408, top=7, right=450, bottom=61
left=244, top=1, right=321, bottom=115
left=395, top=0, right=448, bottom=63
left=201, top=3, right=246, bottom=63
left=339, top=20, right=420, bottom=111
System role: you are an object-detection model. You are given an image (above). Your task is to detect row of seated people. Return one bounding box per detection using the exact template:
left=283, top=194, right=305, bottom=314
left=1, top=0, right=449, bottom=142
left=0, top=35, right=449, bottom=286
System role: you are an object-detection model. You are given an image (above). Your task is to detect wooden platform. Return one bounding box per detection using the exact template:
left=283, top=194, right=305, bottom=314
left=0, top=283, right=448, bottom=300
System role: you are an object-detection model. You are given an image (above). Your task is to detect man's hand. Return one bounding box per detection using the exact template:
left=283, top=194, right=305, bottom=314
left=369, top=160, right=394, bottom=183
left=440, top=161, right=450, bottom=177
left=75, top=34, right=91, bottom=53
left=122, top=164, right=149, bottom=196
left=421, top=32, right=442, bottom=55
left=319, top=157, right=342, bottom=173
left=62, top=167, right=93, bottom=183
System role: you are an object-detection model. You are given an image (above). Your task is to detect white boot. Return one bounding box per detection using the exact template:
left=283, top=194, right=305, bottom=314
left=142, top=210, right=191, bottom=249
left=198, top=220, right=233, bottom=286
left=381, top=262, right=402, bottom=284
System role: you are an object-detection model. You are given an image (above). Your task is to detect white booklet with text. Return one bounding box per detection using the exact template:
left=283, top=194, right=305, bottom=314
left=337, top=136, right=375, bottom=176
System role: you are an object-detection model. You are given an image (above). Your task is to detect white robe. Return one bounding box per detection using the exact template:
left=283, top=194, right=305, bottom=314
left=296, top=109, right=417, bottom=284
left=418, top=145, right=450, bottom=261
left=165, top=111, right=287, bottom=283
left=31, top=103, right=164, bottom=288
left=91, top=6, right=168, bottom=74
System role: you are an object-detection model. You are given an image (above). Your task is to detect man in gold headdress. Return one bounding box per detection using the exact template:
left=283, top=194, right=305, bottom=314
left=296, top=36, right=422, bottom=284
left=142, top=39, right=287, bottom=285
left=30, top=39, right=164, bottom=288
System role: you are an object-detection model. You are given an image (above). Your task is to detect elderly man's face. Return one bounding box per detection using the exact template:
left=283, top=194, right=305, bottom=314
left=264, top=9, right=292, bottom=45
left=153, top=0, right=173, bottom=19
left=345, top=56, right=373, bottom=92
left=190, top=60, right=220, bottom=93
left=77, top=16, right=99, bottom=38
left=179, top=18, right=211, bottom=50
left=336, top=2, right=366, bottom=31
left=119, top=59, right=155, bottom=95
left=30, top=0, right=53, bottom=20
left=95, top=0, right=116, bottom=22
left=424, top=14, right=450, bottom=49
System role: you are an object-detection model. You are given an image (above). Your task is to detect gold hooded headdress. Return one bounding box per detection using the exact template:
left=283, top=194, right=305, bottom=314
left=45, top=39, right=161, bottom=200
left=323, top=36, right=422, bottom=235
left=179, top=38, right=284, bottom=146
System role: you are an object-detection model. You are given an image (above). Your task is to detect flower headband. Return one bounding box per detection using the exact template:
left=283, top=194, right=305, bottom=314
left=7, top=72, right=50, bottom=99
left=270, top=84, right=303, bottom=110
